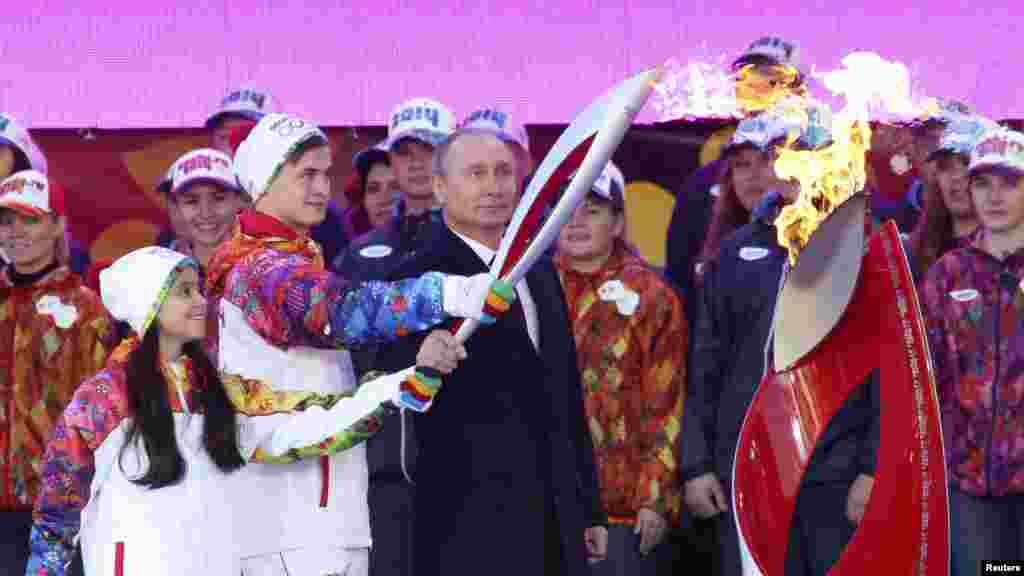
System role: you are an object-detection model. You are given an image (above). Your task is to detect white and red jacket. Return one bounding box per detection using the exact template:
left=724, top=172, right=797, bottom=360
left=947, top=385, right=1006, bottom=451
left=26, top=335, right=409, bottom=576
left=204, top=211, right=451, bottom=571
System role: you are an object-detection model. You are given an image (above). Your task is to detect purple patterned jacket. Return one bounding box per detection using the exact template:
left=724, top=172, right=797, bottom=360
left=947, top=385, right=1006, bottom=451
left=921, top=236, right=1024, bottom=496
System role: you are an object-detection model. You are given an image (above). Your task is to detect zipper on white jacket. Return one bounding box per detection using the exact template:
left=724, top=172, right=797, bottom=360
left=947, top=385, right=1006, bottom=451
left=166, top=360, right=192, bottom=416
left=115, top=541, right=125, bottom=576
left=320, top=456, right=330, bottom=508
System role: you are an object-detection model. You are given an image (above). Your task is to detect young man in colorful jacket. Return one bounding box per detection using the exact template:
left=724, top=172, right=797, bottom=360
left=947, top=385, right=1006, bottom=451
left=555, top=162, right=686, bottom=575
left=205, top=112, right=499, bottom=576
left=921, top=127, right=1024, bottom=575
left=0, top=170, right=113, bottom=573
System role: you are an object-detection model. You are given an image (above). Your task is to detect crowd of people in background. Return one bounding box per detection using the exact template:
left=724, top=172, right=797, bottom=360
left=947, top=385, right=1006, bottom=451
left=0, top=34, right=1021, bottom=576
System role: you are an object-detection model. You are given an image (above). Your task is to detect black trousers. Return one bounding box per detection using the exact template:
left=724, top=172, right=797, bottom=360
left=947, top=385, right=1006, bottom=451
left=949, top=488, right=1024, bottom=576
left=368, top=481, right=416, bottom=576
left=716, top=483, right=854, bottom=575
left=788, top=484, right=856, bottom=575
left=545, top=493, right=563, bottom=574
left=0, top=511, right=31, bottom=576
left=667, top=517, right=719, bottom=575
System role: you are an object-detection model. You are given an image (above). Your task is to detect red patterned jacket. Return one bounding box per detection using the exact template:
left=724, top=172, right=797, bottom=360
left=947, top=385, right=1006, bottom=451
left=0, top=266, right=112, bottom=510
left=556, top=241, right=686, bottom=525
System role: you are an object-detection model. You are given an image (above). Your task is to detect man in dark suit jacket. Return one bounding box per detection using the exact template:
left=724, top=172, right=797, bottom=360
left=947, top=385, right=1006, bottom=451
left=373, top=128, right=607, bottom=575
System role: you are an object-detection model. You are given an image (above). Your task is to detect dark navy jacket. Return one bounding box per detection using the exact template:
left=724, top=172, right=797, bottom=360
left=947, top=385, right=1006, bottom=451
left=332, top=207, right=445, bottom=483
left=333, top=208, right=443, bottom=286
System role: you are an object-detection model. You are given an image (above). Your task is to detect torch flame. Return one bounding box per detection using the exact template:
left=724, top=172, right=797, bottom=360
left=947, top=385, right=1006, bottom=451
left=650, top=45, right=806, bottom=122
left=773, top=52, right=927, bottom=264
left=651, top=56, right=737, bottom=121
left=735, top=64, right=807, bottom=115
left=774, top=117, right=871, bottom=265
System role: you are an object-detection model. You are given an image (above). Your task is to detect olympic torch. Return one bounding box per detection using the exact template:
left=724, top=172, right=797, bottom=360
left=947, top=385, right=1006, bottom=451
left=732, top=53, right=950, bottom=576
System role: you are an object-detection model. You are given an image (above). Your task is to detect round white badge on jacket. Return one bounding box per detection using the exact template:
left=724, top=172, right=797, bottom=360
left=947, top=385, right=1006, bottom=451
left=598, top=280, right=640, bottom=317
left=360, top=245, right=393, bottom=259
left=35, top=294, right=79, bottom=329
left=948, top=289, right=979, bottom=302
left=598, top=279, right=626, bottom=301
left=739, top=246, right=770, bottom=261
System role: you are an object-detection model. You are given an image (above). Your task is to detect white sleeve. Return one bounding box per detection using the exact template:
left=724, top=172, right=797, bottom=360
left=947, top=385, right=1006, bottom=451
left=236, top=368, right=415, bottom=461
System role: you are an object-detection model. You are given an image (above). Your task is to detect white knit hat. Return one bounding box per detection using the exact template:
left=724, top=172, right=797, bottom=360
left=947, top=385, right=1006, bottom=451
left=233, top=113, right=328, bottom=204
left=99, top=246, right=197, bottom=337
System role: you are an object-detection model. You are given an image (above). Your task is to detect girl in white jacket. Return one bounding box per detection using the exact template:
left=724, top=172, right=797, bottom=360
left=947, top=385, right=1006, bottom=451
left=25, top=246, right=462, bottom=575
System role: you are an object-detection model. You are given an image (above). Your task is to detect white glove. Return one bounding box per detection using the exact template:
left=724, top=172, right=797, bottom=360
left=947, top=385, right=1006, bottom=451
left=441, top=273, right=496, bottom=321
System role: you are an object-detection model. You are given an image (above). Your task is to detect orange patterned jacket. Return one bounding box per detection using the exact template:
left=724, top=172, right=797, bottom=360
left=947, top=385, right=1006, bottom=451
left=0, top=266, right=113, bottom=510
left=556, top=242, right=686, bottom=526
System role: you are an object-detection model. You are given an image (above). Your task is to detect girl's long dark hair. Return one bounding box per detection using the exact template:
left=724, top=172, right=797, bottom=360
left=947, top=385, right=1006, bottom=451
left=120, top=325, right=244, bottom=489
left=698, top=162, right=754, bottom=266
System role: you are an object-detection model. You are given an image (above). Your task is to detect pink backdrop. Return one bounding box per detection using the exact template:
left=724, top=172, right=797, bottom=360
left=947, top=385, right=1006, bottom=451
left=1, top=2, right=1021, bottom=129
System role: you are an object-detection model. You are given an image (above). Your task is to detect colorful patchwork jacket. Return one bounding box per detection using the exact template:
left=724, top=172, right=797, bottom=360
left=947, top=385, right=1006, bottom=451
left=26, top=338, right=392, bottom=576
left=204, top=209, right=451, bottom=557
left=0, top=266, right=112, bottom=512
left=205, top=209, right=449, bottom=355
left=556, top=241, right=686, bottom=525
left=921, top=235, right=1024, bottom=497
